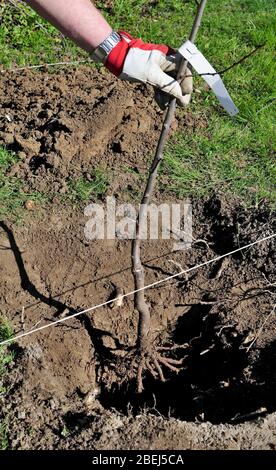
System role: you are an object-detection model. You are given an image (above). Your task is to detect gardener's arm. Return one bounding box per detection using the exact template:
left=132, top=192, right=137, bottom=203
left=26, top=0, right=112, bottom=51
left=25, top=0, right=192, bottom=106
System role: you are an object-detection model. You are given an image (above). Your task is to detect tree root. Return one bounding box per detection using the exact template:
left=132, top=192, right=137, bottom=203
left=133, top=345, right=188, bottom=393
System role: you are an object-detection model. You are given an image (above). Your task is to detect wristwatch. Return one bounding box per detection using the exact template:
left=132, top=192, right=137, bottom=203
left=91, top=31, right=121, bottom=63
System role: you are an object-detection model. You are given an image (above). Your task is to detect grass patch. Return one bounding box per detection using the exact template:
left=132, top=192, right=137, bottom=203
left=0, top=319, right=14, bottom=380
left=0, top=146, right=45, bottom=221
left=0, top=421, right=9, bottom=451
left=67, top=166, right=109, bottom=203
left=0, top=319, right=14, bottom=450
left=0, top=0, right=82, bottom=67
left=162, top=114, right=276, bottom=205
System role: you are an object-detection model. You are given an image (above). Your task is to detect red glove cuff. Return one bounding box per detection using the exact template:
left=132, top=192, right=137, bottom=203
left=105, top=31, right=170, bottom=77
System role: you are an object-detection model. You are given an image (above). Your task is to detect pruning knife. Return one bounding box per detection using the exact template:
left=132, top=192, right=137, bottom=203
left=178, top=40, right=239, bottom=116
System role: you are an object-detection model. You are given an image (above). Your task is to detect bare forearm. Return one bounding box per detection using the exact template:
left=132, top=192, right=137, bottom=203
left=25, top=0, right=112, bottom=51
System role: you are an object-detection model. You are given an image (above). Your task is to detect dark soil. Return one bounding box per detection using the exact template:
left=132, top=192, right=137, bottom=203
left=0, top=67, right=275, bottom=450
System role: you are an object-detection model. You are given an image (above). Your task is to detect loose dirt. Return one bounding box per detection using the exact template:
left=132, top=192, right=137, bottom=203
left=0, top=67, right=275, bottom=450
left=0, top=66, right=163, bottom=195
left=0, top=66, right=205, bottom=197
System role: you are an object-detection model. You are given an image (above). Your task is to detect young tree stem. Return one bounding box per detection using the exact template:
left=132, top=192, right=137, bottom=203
left=131, top=0, right=208, bottom=352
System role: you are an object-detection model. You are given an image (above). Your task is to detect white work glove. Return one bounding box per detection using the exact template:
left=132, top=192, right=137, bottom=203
left=105, top=31, right=193, bottom=108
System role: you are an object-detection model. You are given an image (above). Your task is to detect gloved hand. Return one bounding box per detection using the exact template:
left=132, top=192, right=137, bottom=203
left=105, top=31, right=193, bottom=108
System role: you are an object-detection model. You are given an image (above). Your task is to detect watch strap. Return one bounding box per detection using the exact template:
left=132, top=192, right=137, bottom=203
left=91, top=31, right=121, bottom=63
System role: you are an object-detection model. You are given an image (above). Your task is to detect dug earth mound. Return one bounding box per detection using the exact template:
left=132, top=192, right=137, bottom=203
left=0, top=66, right=204, bottom=197
left=0, top=66, right=162, bottom=195
left=0, top=67, right=275, bottom=450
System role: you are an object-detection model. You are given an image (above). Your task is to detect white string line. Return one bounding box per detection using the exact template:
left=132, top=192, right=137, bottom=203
left=0, top=59, right=92, bottom=73
left=0, top=233, right=275, bottom=347
left=0, top=47, right=266, bottom=75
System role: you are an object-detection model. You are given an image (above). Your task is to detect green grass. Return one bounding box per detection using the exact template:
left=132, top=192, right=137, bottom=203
left=162, top=114, right=276, bottom=204
left=67, top=166, right=109, bottom=203
left=0, top=1, right=82, bottom=67
left=0, top=0, right=275, bottom=206
left=0, top=319, right=14, bottom=450
left=0, top=146, right=45, bottom=221
left=0, top=319, right=14, bottom=380
left=0, top=421, right=9, bottom=450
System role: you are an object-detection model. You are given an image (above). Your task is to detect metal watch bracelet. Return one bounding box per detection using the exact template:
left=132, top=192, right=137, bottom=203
left=91, top=31, right=121, bottom=63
